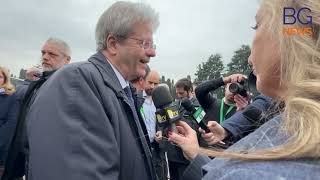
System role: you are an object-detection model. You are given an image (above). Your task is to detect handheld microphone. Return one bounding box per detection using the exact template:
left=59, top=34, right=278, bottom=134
left=248, top=71, right=257, bottom=92
left=180, top=98, right=210, bottom=133
left=152, top=84, right=181, bottom=134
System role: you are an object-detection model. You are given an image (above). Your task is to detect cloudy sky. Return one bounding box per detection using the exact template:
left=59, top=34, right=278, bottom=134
left=1, top=0, right=259, bottom=81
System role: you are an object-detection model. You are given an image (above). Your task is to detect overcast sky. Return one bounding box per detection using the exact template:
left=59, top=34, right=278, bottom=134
left=1, top=0, right=259, bottom=81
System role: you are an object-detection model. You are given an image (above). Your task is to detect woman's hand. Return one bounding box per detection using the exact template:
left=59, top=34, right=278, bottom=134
left=234, top=94, right=250, bottom=111
left=168, top=121, right=200, bottom=160
left=199, top=121, right=227, bottom=145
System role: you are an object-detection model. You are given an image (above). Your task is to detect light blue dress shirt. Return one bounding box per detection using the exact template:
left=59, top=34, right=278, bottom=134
left=142, top=92, right=156, bottom=143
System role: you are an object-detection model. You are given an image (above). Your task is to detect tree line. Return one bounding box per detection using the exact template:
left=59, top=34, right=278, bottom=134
left=160, top=45, right=251, bottom=98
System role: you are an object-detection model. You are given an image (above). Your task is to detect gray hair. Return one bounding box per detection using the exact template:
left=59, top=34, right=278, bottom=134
left=46, top=37, right=71, bottom=57
left=95, top=1, right=159, bottom=51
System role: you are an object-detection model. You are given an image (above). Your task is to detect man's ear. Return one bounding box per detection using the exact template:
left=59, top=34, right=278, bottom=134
left=65, top=56, right=71, bottom=64
left=187, top=90, right=191, bottom=98
left=106, top=34, right=118, bottom=55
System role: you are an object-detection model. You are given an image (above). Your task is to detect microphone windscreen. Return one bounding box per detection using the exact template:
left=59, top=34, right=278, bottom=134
left=248, top=71, right=257, bottom=91
left=180, top=97, right=196, bottom=113
left=152, top=84, right=173, bottom=109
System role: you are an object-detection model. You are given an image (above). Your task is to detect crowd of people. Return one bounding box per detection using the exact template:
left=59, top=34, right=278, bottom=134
left=0, top=0, right=319, bottom=179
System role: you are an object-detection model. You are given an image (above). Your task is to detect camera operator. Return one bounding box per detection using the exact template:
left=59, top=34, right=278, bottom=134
left=195, top=74, right=249, bottom=126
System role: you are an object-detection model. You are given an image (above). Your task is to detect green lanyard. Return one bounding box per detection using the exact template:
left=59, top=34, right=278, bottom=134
left=219, top=98, right=235, bottom=124
left=140, top=106, right=145, bottom=120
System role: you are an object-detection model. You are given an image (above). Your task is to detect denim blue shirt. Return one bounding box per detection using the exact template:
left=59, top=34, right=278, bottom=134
left=142, top=92, right=156, bottom=143
left=183, top=115, right=320, bottom=180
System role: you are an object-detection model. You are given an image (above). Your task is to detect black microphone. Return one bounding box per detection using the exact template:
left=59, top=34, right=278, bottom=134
left=180, top=98, right=210, bottom=133
left=152, top=84, right=180, bottom=134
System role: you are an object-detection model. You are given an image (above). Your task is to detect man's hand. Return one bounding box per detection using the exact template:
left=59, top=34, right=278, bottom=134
left=223, top=74, right=247, bottom=84
left=154, top=131, right=163, bottom=143
left=26, top=67, right=42, bottom=81
left=199, top=121, right=227, bottom=145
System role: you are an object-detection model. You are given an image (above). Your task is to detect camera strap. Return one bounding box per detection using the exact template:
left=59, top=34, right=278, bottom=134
left=219, top=98, right=235, bottom=124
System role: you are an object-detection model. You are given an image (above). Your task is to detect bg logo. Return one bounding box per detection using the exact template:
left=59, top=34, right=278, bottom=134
left=283, top=7, right=313, bottom=36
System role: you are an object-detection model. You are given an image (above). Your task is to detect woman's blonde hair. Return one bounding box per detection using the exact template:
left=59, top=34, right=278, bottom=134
left=202, top=0, right=320, bottom=160
left=0, top=66, right=15, bottom=95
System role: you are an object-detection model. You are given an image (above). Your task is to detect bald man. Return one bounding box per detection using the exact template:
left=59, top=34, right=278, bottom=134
left=142, top=70, right=160, bottom=143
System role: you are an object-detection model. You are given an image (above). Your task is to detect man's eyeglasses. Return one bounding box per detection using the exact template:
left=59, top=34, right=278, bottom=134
left=125, top=37, right=156, bottom=50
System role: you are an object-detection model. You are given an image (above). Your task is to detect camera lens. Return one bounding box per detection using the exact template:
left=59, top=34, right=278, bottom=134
left=229, top=83, right=239, bottom=94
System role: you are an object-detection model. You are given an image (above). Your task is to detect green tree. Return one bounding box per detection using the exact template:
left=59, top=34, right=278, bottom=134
left=227, top=45, right=251, bottom=75
left=161, top=75, right=166, bottom=83
left=166, top=78, right=171, bottom=88
left=194, top=54, right=225, bottom=99
left=227, top=45, right=260, bottom=98
left=171, top=79, right=176, bottom=98
left=164, top=78, right=176, bottom=98
left=194, top=54, right=224, bottom=85
left=19, top=68, right=27, bottom=79
left=187, top=75, right=191, bottom=81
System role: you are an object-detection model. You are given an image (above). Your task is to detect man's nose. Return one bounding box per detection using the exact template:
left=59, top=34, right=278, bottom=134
left=145, top=48, right=156, bottom=57
left=42, top=53, right=50, bottom=61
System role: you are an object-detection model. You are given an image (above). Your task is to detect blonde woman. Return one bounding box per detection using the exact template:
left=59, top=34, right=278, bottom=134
left=0, top=67, right=19, bottom=178
left=169, top=0, right=320, bottom=179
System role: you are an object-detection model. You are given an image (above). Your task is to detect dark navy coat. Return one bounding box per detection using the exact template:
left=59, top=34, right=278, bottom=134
left=0, top=93, right=20, bottom=165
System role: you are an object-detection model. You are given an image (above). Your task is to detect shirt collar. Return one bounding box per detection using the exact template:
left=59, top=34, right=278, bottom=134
left=143, top=90, right=153, bottom=103
left=105, top=58, right=129, bottom=89
left=223, top=97, right=234, bottom=106
left=143, top=90, right=148, bottom=98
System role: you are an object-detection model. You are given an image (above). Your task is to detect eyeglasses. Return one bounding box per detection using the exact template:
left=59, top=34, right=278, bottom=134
left=127, top=37, right=156, bottom=50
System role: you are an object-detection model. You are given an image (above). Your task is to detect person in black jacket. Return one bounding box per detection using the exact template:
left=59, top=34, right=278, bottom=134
left=0, top=67, right=19, bottom=179
left=195, top=74, right=249, bottom=126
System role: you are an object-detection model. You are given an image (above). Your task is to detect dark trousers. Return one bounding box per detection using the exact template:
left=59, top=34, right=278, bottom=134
left=168, top=161, right=188, bottom=180
left=151, top=142, right=169, bottom=180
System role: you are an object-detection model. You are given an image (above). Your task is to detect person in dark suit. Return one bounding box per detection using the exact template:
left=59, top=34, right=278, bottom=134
left=1, top=38, right=71, bottom=180
left=0, top=67, right=19, bottom=179
left=24, top=1, right=159, bottom=180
